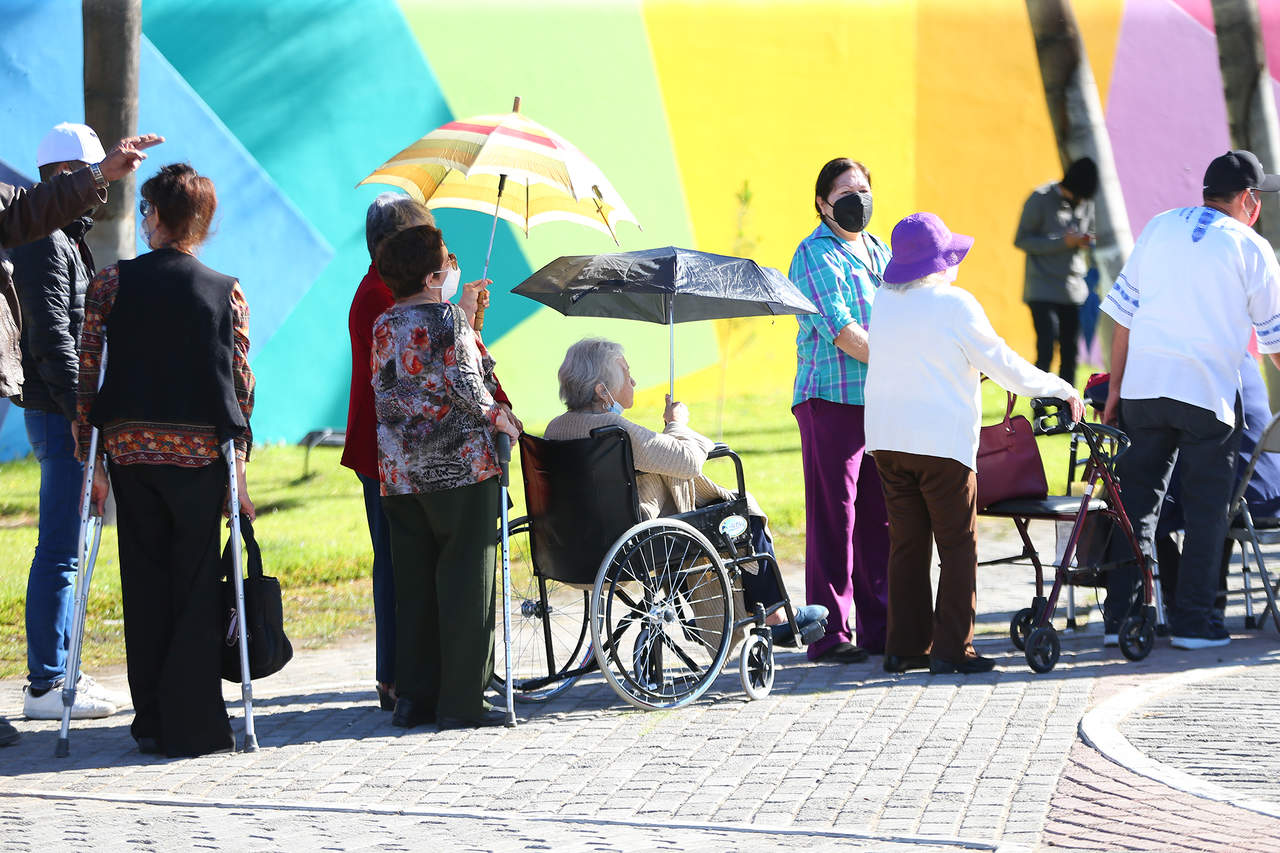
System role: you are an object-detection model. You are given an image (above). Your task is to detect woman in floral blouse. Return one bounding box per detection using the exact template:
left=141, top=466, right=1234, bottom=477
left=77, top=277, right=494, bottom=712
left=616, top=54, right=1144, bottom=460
left=372, top=224, right=519, bottom=730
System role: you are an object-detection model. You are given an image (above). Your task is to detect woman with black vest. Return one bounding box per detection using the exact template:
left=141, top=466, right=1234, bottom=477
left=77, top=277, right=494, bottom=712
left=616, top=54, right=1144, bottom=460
left=75, top=163, right=255, bottom=758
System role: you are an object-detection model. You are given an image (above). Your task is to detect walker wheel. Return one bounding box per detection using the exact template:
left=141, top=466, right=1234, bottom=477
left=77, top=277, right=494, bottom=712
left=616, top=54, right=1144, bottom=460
left=1118, top=615, right=1154, bottom=662
left=739, top=632, right=775, bottom=700
left=1025, top=626, right=1061, bottom=673
left=1010, top=608, right=1034, bottom=651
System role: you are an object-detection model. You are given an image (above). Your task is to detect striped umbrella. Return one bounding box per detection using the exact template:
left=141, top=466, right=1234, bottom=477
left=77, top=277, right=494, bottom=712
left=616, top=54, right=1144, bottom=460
left=359, top=98, right=639, bottom=329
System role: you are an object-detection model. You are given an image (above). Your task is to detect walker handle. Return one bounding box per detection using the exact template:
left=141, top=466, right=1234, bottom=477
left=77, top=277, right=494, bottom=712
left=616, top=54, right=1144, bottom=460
left=1031, top=397, right=1075, bottom=436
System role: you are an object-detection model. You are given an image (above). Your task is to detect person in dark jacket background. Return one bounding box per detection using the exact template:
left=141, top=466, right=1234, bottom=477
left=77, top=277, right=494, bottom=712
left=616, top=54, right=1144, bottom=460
left=1014, top=157, right=1098, bottom=386
left=12, top=124, right=124, bottom=722
left=0, top=131, right=163, bottom=747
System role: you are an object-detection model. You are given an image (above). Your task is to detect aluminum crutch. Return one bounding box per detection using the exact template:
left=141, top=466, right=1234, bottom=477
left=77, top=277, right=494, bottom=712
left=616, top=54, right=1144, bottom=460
left=56, top=341, right=108, bottom=758
left=223, top=440, right=258, bottom=751
left=495, top=432, right=516, bottom=727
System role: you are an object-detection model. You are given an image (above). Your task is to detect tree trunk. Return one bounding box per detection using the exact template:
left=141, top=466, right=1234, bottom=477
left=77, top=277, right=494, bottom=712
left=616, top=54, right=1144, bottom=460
left=1211, top=0, right=1280, bottom=410
left=82, top=0, right=141, bottom=268
left=1025, top=0, right=1134, bottom=372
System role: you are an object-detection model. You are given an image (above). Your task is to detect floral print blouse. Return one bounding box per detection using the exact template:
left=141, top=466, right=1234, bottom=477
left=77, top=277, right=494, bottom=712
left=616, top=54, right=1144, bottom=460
left=372, top=300, right=501, bottom=496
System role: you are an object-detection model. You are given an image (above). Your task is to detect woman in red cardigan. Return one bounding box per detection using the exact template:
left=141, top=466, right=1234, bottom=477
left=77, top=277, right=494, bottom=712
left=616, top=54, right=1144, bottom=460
left=343, top=193, right=516, bottom=710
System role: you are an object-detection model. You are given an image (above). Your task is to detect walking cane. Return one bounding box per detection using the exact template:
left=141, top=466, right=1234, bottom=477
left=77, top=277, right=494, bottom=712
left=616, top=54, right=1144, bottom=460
left=495, top=432, right=516, bottom=727
left=56, top=343, right=108, bottom=758
left=223, top=440, right=258, bottom=752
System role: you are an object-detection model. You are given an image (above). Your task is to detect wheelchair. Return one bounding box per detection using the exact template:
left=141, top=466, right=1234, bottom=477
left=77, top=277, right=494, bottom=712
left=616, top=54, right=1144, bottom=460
left=491, top=425, right=804, bottom=710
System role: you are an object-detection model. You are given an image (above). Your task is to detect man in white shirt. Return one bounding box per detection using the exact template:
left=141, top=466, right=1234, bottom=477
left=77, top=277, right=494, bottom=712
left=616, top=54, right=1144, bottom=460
left=1101, top=149, right=1280, bottom=650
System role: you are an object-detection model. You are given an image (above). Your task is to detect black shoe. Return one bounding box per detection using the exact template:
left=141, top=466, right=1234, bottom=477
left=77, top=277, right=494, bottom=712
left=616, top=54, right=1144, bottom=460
left=929, top=655, right=996, bottom=674
left=376, top=683, right=396, bottom=712
left=391, top=697, right=435, bottom=729
left=811, top=642, right=869, bottom=664
left=437, top=707, right=509, bottom=730
left=0, top=717, right=18, bottom=747
left=135, top=736, right=162, bottom=754
left=883, top=654, right=931, bottom=673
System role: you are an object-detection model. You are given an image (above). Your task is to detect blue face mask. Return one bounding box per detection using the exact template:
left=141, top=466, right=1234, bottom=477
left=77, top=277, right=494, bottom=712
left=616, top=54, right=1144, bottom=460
left=602, top=388, right=623, bottom=415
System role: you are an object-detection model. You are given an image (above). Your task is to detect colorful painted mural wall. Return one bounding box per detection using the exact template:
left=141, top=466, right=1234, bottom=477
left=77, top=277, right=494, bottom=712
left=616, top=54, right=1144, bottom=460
left=1, top=0, right=1277, bottom=460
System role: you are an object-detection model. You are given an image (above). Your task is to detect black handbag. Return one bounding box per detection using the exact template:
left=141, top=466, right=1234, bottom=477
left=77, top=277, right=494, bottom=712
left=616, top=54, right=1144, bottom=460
left=221, top=517, right=292, bottom=682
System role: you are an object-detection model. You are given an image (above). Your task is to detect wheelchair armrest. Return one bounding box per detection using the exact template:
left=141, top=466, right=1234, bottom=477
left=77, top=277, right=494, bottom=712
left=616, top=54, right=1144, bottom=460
left=707, top=443, right=747, bottom=498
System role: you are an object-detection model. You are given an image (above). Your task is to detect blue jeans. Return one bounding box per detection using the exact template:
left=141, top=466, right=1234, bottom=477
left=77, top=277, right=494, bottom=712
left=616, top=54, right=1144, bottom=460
left=358, top=473, right=396, bottom=685
left=24, top=409, right=85, bottom=690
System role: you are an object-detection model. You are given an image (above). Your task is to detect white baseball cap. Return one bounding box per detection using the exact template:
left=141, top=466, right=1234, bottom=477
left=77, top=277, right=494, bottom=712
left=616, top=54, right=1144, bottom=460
left=36, top=122, right=107, bottom=167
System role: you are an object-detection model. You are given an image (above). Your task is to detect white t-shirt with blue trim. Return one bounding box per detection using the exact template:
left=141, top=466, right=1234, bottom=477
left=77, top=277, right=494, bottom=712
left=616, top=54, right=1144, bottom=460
left=1101, top=205, right=1280, bottom=427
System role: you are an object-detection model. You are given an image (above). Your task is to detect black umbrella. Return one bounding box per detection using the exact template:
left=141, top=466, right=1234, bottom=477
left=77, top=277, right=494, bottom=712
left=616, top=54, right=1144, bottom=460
left=513, top=246, right=818, bottom=395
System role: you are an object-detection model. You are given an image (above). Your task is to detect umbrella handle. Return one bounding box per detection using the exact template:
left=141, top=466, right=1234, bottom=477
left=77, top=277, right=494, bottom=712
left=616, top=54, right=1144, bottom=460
left=473, top=174, right=508, bottom=334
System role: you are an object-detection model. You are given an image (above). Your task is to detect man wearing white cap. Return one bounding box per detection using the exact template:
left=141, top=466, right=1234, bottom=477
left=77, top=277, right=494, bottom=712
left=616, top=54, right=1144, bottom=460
left=12, top=123, right=124, bottom=723
left=0, top=128, right=164, bottom=746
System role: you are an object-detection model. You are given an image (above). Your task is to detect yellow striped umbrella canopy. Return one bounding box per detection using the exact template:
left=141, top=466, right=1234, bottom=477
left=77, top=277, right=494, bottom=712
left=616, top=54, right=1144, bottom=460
left=359, top=106, right=639, bottom=242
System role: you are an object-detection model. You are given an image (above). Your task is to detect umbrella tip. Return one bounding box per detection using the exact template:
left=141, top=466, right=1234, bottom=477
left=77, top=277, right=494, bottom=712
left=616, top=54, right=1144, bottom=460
left=512, top=96, right=522, bottom=113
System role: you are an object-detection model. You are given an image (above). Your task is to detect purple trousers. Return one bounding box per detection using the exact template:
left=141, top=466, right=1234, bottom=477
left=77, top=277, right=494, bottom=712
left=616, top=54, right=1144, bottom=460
left=794, top=398, right=890, bottom=657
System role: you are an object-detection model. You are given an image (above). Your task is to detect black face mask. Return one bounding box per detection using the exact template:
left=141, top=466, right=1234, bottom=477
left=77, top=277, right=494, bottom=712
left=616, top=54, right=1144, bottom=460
left=830, top=191, right=873, bottom=232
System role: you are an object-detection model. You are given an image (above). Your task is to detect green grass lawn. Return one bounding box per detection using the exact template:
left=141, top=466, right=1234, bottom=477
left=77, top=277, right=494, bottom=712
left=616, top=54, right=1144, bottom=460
left=0, top=379, right=1080, bottom=679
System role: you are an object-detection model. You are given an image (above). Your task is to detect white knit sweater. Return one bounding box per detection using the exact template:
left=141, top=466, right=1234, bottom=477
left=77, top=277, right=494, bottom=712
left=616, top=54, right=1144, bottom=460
left=865, top=281, right=1077, bottom=470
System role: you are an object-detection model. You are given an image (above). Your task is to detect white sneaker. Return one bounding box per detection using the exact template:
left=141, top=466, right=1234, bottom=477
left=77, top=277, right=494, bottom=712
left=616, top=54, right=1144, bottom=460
left=1170, top=635, right=1231, bottom=650
left=75, top=673, right=127, bottom=707
left=1103, top=634, right=1119, bottom=647
left=23, top=681, right=116, bottom=720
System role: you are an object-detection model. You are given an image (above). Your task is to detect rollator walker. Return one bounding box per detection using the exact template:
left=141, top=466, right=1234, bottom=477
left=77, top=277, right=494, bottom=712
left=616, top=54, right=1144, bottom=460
left=978, top=398, right=1158, bottom=672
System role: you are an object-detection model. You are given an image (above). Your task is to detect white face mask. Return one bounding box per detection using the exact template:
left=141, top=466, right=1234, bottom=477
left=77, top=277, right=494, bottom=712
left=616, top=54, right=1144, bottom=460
left=601, top=387, right=623, bottom=415
left=139, top=218, right=156, bottom=249
left=431, top=265, right=460, bottom=302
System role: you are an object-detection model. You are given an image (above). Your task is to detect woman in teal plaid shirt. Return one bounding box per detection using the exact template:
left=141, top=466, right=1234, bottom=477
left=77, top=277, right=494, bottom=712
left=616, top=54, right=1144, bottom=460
left=789, top=157, right=891, bottom=663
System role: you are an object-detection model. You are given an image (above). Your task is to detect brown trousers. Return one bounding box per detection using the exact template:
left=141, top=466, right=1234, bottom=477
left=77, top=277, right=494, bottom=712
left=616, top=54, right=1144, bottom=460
left=873, top=450, right=978, bottom=662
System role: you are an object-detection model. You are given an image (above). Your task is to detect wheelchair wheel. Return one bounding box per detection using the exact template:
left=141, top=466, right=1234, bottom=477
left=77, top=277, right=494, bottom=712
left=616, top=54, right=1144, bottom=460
left=1025, top=626, right=1061, bottom=673
left=739, top=632, right=774, bottom=700
left=1009, top=607, right=1034, bottom=651
left=1118, top=614, right=1154, bottom=662
left=492, top=517, right=593, bottom=703
left=591, top=519, right=734, bottom=711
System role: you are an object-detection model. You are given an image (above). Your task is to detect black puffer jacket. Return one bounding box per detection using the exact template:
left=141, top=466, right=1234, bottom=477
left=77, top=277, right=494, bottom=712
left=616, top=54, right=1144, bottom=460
left=9, top=217, right=94, bottom=419
left=0, top=170, right=104, bottom=399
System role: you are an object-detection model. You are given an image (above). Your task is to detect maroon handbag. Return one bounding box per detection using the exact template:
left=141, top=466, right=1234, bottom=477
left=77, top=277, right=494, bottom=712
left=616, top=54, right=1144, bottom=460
left=975, top=391, right=1048, bottom=510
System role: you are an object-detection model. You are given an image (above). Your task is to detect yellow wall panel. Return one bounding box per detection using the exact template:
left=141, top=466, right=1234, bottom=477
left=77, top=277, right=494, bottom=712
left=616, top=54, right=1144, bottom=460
left=643, top=0, right=918, bottom=401
left=1076, top=0, right=1126, bottom=108
left=916, top=0, right=1061, bottom=358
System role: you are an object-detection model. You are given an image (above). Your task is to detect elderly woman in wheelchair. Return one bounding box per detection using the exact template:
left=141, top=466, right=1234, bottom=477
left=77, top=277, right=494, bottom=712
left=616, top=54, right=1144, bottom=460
left=494, top=338, right=826, bottom=711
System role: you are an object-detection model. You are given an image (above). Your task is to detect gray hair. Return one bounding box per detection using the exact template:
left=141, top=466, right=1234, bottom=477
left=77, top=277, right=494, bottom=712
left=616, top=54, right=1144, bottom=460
left=883, top=270, right=948, bottom=292
left=365, top=192, right=434, bottom=260
left=559, top=338, right=625, bottom=410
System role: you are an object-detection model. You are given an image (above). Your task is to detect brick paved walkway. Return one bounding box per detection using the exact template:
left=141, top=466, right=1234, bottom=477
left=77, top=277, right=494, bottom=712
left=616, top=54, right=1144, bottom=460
left=2, top=517, right=1278, bottom=851
left=1120, top=660, right=1280, bottom=806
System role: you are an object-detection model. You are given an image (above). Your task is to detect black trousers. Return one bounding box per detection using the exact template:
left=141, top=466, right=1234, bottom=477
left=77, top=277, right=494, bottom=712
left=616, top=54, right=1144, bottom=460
left=110, top=459, right=233, bottom=758
left=1027, top=300, right=1081, bottom=385
left=1105, top=397, right=1241, bottom=637
left=382, top=478, right=498, bottom=721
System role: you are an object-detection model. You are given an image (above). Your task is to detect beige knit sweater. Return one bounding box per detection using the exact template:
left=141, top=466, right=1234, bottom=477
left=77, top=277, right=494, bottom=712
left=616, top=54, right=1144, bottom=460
left=542, top=410, right=764, bottom=523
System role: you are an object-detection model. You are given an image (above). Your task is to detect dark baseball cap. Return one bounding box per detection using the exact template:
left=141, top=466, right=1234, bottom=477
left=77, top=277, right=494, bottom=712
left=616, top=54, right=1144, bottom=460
left=1203, top=149, right=1280, bottom=194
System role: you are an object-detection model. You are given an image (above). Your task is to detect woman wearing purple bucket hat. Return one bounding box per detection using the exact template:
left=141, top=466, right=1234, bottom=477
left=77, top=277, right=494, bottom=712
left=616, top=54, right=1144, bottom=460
left=865, top=213, right=1083, bottom=675
left=788, top=158, right=893, bottom=663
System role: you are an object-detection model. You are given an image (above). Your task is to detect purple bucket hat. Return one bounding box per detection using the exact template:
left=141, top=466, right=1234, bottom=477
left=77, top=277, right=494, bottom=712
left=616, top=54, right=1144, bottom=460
left=882, top=212, right=974, bottom=284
